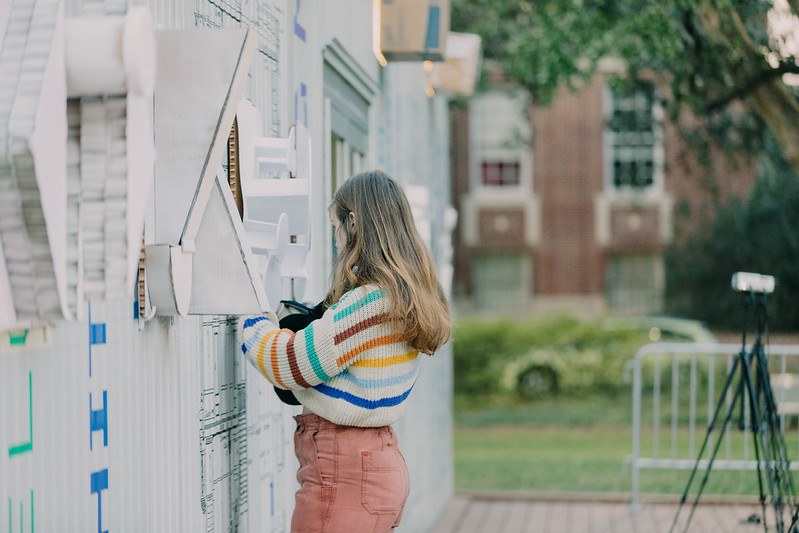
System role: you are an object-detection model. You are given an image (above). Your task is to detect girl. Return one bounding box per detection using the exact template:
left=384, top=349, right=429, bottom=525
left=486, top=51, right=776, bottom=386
left=238, top=170, right=451, bottom=532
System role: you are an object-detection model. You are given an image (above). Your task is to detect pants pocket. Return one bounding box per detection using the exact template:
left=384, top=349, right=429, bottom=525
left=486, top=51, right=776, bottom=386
left=360, top=449, right=406, bottom=515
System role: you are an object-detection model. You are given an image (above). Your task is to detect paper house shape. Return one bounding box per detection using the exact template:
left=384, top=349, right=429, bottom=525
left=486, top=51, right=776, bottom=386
left=430, top=32, right=482, bottom=96
left=378, top=0, right=450, bottom=62
left=145, top=28, right=273, bottom=316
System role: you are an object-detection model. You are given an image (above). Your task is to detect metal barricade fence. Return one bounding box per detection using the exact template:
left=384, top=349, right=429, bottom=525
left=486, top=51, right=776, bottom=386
left=630, top=342, right=799, bottom=509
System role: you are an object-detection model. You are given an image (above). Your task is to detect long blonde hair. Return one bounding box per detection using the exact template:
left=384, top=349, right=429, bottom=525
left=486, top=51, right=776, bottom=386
left=325, top=170, right=451, bottom=354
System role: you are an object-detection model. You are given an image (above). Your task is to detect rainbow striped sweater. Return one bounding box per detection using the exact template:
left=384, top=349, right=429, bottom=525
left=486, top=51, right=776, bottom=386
left=238, top=285, right=421, bottom=427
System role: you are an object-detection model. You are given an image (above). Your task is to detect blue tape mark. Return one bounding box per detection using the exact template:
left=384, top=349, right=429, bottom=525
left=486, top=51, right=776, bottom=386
left=293, top=0, right=306, bottom=41
left=90, top=469, right=109, bottom=533
left=424, top=6, right=441, bottom=51
left=89, top=391, right=109, bottom=450
left=90, top=324, right=106, bottom=345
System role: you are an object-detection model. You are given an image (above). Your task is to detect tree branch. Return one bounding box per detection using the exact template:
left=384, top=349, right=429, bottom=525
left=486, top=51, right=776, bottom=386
left=702, top=62, right=799, bottom=113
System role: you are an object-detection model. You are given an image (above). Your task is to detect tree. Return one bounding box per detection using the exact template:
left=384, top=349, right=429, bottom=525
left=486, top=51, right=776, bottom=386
left=452, top=0, right=799, bottom=175
left=665, top=134, right=799, bottom=330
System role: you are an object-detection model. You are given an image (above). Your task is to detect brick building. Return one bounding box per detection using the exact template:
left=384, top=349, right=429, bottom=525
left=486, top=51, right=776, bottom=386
left=451, top=63, right=754, bottom=317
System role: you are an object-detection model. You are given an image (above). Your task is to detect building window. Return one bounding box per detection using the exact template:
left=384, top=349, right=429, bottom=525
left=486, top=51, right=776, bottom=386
left=481, top=161, right=521, bottom=187
left=606, top=254, right=664, bottom=315
left=606, top=82, right=661, bottom=190
left=472, top=253, right=530, bottom=312
left=323, top=43, right=375, bottom=272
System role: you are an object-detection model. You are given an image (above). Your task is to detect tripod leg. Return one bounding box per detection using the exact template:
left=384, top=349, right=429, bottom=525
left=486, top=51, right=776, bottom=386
left=670, top=354, right=746, bottom=533
left=755, top=348, right=799, bottom=527
left=741, top=350, right=778, bottom=532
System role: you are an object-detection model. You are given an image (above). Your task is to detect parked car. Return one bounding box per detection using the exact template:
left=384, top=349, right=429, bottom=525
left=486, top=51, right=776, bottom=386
left=500, top=316, right=717, bottom=399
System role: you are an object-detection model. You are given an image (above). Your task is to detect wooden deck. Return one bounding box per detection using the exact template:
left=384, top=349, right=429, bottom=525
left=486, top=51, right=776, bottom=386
left=433, top=492, right=772, bottom=532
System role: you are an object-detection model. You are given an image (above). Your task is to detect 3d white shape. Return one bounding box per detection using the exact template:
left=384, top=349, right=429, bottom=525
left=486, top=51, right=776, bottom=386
left=143, top=244, right=192, bottom=316
left=406, top=185, right=433, bottom=249
left=237, top=99, right=312, bottom=305
left=0, top=3, right=156, bottom=330
left=67, top=7, right=157, bottom=308
left=65, top=7, right=156, bottom=98
left=148, top=29, right=270, bottom=316
left=0, top=0, right=70, bottom=328
left=430, top=32, right=483, bottom=96
left=438, top=205, right=457, bottom=300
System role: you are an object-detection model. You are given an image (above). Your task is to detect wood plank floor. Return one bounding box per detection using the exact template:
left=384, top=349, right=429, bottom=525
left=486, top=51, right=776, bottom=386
left=432, top=493, right=779, bottom=532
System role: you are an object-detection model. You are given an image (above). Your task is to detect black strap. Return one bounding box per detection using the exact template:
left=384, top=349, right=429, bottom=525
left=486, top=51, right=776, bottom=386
left=271, top=300, right=327, bottom=406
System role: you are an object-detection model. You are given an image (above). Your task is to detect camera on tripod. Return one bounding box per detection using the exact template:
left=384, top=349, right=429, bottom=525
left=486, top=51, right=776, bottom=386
left=732, top=271, right=776, bottom=294
left=672, top=270, right=797, bottom=533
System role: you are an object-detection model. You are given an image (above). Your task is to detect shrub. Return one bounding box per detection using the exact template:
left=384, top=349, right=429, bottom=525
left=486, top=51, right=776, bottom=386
left=453, top=314, right=655, bottom=404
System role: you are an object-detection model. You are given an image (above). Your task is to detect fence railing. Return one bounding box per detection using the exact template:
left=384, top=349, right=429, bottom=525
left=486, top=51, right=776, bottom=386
left=630, top=342, right=799, bottom=509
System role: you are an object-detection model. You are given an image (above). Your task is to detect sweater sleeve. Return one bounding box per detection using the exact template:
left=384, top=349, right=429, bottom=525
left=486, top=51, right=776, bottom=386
left=238, top=285, right=393, bottom=390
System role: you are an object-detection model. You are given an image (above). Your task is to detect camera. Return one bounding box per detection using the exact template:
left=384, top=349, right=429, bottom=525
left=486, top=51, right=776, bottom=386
left=731, top=271, right=775, bottom=294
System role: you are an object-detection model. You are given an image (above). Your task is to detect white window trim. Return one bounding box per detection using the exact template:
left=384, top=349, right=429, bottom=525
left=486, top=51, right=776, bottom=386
left=469, top=90, right=533, bottom=195
left=602, top=83, right=665, bottom=199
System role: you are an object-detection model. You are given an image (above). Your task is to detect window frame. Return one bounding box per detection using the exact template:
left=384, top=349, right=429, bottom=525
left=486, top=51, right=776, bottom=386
left=469, top=89, right=532, bottom=195
left=602, top=81, right=664, bottom=196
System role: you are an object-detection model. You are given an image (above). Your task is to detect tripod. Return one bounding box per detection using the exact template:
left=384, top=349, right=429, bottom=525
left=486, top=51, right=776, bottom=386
left=670, top=290, right=799, bottom=533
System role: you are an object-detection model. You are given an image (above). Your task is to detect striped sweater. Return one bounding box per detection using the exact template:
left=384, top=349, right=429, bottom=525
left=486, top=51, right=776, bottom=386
left=238, top=285, right=421, bottom=427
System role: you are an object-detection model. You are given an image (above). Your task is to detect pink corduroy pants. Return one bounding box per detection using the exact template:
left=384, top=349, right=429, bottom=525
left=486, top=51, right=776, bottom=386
left=290, top=413, right=410, bottom=533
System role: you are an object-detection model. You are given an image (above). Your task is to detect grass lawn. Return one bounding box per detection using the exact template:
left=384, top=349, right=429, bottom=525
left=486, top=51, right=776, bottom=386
left=454, top=394, right=796, bottom=496
left=455, top=425, right=632, bottom=493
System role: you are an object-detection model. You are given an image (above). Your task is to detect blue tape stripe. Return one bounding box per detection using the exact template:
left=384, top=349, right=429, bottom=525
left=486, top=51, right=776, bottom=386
left=305, top=325, right=330, bottom=382
left=424, top=6, right=441, bottom=50
left=312, top=383, right=414, bottom=409
left=333, top=289, right=383, bottom=322
left=338, top=368, right=418, bottom=390
left=90, top=323, right=106, bottom=345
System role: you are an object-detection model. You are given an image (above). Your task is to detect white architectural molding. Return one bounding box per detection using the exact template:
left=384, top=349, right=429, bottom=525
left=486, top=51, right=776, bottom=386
left=323, top=38, right=379, bottom=103
left=594, top=190, right=675, bottom=247
left=460, top=192, right=541, bottom=247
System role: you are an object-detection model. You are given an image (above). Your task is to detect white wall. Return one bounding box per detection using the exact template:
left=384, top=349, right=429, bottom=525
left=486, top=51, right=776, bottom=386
left=1, top=0, right=453, bottom=531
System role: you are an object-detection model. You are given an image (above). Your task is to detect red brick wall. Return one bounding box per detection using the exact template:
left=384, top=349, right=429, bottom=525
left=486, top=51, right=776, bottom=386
left=533, top=80, right=606, bottom=295
left=449, top=73, right=756, bottom=305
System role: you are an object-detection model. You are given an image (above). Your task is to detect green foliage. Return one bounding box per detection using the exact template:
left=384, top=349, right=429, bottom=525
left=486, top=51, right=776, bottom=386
left=453, top=315, right=653, bottom=403
left=452, top=0, right=785, bottom=108
left=665, top=135, right=799, bottom=330
left=451, top=0, right=799, bottom=172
